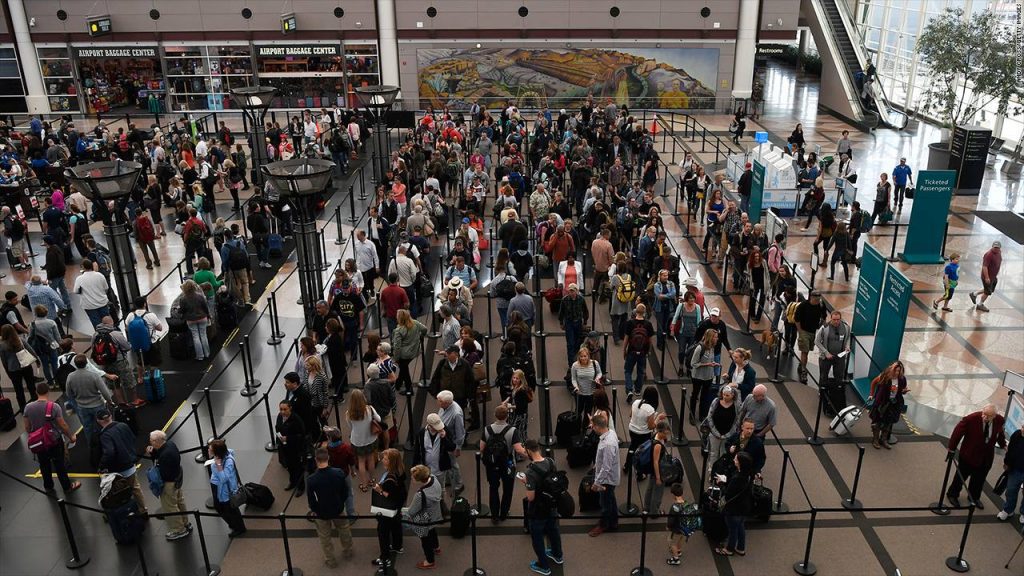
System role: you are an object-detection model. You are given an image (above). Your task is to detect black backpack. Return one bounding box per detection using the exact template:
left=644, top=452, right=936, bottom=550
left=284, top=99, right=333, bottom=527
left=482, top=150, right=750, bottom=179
left=533, top=459, right=574, bottom=518
left=494, top=275, right=517, bottom=301
left=227, top=242, right=249, bottom=271
left=481, top=424, right=512, bottom=470
left=628, top=321, right=651, bottom=353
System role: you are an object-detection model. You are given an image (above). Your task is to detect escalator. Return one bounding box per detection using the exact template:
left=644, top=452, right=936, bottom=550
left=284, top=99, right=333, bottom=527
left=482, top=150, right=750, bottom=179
left=801, top=0, right=909, bottom=130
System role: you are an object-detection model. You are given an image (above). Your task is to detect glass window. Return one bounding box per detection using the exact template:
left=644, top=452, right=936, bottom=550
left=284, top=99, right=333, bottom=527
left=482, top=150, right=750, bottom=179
left=165, top=45, right=254, bottom=111
left=36, top=46, right=79, bottom=112
left=868, top=5, right=885, bottom=27
left=343, top=43, right=381, bottom=108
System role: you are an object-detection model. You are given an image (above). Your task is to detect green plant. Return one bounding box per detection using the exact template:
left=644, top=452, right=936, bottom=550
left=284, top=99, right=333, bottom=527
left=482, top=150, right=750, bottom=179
left=802, top=53, right=822, bottom=76
left=916, top=8, right=1024, bottom=135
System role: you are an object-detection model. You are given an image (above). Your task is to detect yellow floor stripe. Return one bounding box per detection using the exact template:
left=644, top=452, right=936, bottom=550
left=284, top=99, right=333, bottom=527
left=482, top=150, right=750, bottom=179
left=162, top=400, right=187, bottom=433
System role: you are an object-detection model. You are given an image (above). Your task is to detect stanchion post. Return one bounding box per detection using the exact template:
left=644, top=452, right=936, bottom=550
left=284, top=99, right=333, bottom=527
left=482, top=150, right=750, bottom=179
left=58, top=499, right=90, bottom=569
left=267, top=295, right=282, bottom=345
left=793, top=509, right=818, bottom=576
left=775, top=450, right=790, bottom=513
left=930, top=452, right=954, bottom=515
left=193, top=402, right=209, bottom=463
left=806, top=391, right=824, bottom=446
left=278, top=513, right=303, bottom=576
left=264, top=394, right=279, bottom=452
left=841, top=445, right=865, bottom=510
left=611, top=386, right=619, bottom=427
left=334, top=206, right=345, bottom=245
left=945, top=503, right=975, bottom=573
left=463, top=510, right=487, bottom=576
left=404, top=391, right=416, bottom=450
left=244, top=336, right=261, bottom=389
left=474, top=452, right=490, bottom=517
left=539, top=382, right=555, bottom=448
left=348, top=184, right=358, bottom=224
left=672, top=387, right=689, bottom=447
left=700, top=448, right=709, bottom=489
left=239, top=341, right=256, bottom=397
left=656, top=339, right=669, bottom=385
left=619, top=449, right=639, bottom=516
left=887, top=221, right=900, bottom=262
left=193, top=510, right=221, bottom=576
left=770, top=339, right=784, bottom=383
left=631, top=511, right=653, bottom=576
left=538, top=333, right=550, bottom=385
left=204, top=387, right=218, bottom=438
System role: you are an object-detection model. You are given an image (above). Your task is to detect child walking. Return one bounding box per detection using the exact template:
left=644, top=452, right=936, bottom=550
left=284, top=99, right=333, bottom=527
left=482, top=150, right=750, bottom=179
left=933, top=253, right=960, bottom=312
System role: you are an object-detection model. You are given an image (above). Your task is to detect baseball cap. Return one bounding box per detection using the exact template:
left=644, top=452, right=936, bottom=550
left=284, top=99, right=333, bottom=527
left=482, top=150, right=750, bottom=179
left=426, top=413, right=444, bottom=431
left=683, top=277, right=697, bottom=287
left=992, top=241, right=1001, bottom=248
left=587, top=331, right=600, bottom=339
left=95, top=408, right=111, bottom=421
left=462, top=217, right=470, bottom=224
left=709, top=307, right=721, bottom=316
left=810, top=290, right=822, bottom=298
left=745, top=162, right=752, bottom=169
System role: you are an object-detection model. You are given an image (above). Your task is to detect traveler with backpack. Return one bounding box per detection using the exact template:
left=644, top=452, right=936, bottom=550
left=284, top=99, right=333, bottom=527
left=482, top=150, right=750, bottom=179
left=28, top=305, right=61, bottom=388
left=134, top=211, right=160, bottom=270
left=491, top=260, right=518, bottom=334
left=521, top=438, right=565, bottom=575
left=42, top=235, right=71, bottom=311
left=642, top=420, right=678, bottom=515
left=181, top=208, right=208, bottom=275
left=221, top=230, right=253, bottom=306
left=65, top=353, right=113, bottom=454
left=126, top=297, right=165, bottom=385
left=97, top=408, right=148, bottom=513
left=178, top=280, right=212, bottom=361
left=622, top=303, right=654, bottom=400
left=627, top=386, right=665, bottom=478
left=92, top=316, right=140, bottom=406
left=24, top=383, right=81, bottom=493
left=609, top=260, right=636, bottom=345
left=480, top=404, right=526, bottom=521
left=588, top=413, right=620, bottom=536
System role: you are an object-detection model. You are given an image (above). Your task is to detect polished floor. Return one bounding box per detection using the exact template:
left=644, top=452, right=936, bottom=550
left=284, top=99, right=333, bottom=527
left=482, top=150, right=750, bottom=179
left=1, top=62, right=1022, bottom=576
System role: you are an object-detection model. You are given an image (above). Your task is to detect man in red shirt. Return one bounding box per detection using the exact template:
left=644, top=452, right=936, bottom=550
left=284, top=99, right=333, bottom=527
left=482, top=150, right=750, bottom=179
left=946, top=404, right=1006, bottom=508
left=969, top=241, right=1001, bottom=313
left=379, top=273, right=409, bottom=337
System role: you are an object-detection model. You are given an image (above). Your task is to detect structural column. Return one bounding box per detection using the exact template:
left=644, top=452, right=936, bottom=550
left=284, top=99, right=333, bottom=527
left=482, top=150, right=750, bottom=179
left=375, top=0, right=401, bottom=89
left=6, top=0, right=49, bottom=113
left=732, top=0, right=759, bottom=99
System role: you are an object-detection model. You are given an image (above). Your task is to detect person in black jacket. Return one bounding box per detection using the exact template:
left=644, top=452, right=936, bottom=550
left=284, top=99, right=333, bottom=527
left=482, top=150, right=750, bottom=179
left=307, top=447, right=354, bottom=568
left=715, top=451, right=754, bottom=556
left=146, top=430, right=193, bottom=540
left=372, top=448, right=408, bottom=568
left=246, top=203, right=271, bottom=268
left=412, top=414, right=457, bottom=482
left=276, top=400, right=307, bottom=495
left=283, top=372, right=316, bottom=446
left=999, top=428, right=1024, bottom=523
left=97, top=409, right=148, bottom=513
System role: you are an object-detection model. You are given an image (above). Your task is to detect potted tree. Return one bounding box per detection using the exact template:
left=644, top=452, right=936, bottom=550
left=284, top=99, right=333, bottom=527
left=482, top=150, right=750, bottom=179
left=915, top=8, right=1023, bottom=169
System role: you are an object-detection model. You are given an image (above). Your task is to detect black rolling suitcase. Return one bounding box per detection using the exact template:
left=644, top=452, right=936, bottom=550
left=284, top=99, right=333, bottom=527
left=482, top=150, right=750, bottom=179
left=244, top=482, right=275, bottom=509
left=567, top=431, right=598, bottom=469
left=449, top=496, right=471, bottom=539
left=700, top=487, right=727, bottom=541
left=820, top=379, right=847, bottom=417
left=750, top=478, right=774, bottom=521
left=106, top=499, right=147, bottom=545
left=578, top=468, right=601, bottom=512
left=555, top=410, right=580, bottom=448
left=0, top=394, right=16, bottom=431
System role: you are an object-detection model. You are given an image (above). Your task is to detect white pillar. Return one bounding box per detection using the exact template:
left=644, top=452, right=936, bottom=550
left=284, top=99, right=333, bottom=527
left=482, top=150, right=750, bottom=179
left=6, top=0, right=48, bottom=114
left=732, top=0, right=758, bottom=99
left=376, top=0, right=400, bottom=89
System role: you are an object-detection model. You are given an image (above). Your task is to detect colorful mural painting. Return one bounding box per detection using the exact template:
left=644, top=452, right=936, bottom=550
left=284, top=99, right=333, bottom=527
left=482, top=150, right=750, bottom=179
left=417, top=47, right=720, bottom=110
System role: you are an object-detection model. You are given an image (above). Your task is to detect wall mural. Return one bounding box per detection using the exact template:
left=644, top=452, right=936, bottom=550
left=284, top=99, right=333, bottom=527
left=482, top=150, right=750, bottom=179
left=417, top=47, right=720, bottom=110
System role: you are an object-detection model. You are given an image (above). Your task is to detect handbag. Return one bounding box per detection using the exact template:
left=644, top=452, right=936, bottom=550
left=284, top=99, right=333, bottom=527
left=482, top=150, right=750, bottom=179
left=473, top=362, right=486, bottom=382
left=16, top=348, right=36, bottom=368
left=229, top=484, right=250, bottom=508
left=403, top=489, right=433, bottom=538
left=994, top=471, right=1009, bottom=496
left=370, top=505, right=398, bottom=518
left=879, top=207, right=894, bottom=224
left=147, top=465, right=165, bottom=497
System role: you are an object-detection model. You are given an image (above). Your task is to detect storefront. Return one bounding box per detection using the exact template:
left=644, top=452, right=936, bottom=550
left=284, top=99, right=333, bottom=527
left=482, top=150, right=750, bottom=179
left=164, top=43, right=254, bottom=111
left=73, top=46, right=164, bottom=115
left=0, top=45, right=27, bottom=114
left=37, top=45, right=79, bottom=113
left=254, top=43, right=346, bottom=109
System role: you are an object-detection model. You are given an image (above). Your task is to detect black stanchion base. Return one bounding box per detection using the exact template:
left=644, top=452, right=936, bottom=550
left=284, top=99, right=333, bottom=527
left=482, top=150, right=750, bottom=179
left=631, top=568, right=653, bottom=576
left=205, top=497, right=215, bottom=510
left=464, top=568, right=487, bottom=576
left=806, top=436, right=824, bottom=446
left=841, top=498, right=863, bottom=510
left=401, top=390, right=415, bottom=397
left=195, top=452, right=208, bottom=463
left=334, top=239, right=344, bottom=245
left=619, top=503, right=640, bottom=517
left=65, top=556, right=90, bottom=569
left=204, top=565, right=221, bottom=576
left=538, top=435, right=556, bottom=448
left=265, top=441, right=279, bottom=452
left=240, top=387, right=257, bottom=397
left=249, top=379, right=262, bottom=389
left=281, top=569, right=303, bottom=576
left=929, top=502, right=952, bottom=516
left=417, top=381, right=431, bottom=389
left=793, top=560, right=818, bottom=576
left=267, top=336, right=282, bottom=346
left=774, top=502, right=790, bottom=513
left=671, top=436, right=689, bottom=447
left=475, top=504, right=490, bottom=517
left=655, top=377, right=670, bottom=386
left=769, top=376, right=785, bottom=384
left=945, top=557, right=970, bottom=573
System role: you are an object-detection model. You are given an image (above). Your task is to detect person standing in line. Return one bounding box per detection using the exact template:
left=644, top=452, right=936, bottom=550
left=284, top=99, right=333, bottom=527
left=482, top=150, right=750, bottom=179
left=24, top=383, right=81, bottom=493
left=521, top=439, right=564, bottom=576
left=870, top=173, right=891, bottom=226
left=371, top=448, right=407, bottom=568
left=652, top=269, right=677, bottom=350
left=969, top=241, right=1001, bottom=313
left=588, top=413, right=620, bottom=537
left=794, top=291, right=827, bottom=384
left=207, top=439, right=247, bottom=537
left=932, top=253, right=960, bottom=313
left=558, top=284, right=588, bottom=366
left=72, top=260, right=111, bottom=329
left=307, top=447, right=354, bottom=568
left=946, top=404, right=1005, bottom=508
left=436, top=391, right=466, bottom=496
left=97, top=409, right=147, bottom=513
left=704, top=385, right=739, bottom=483
left=665, top=483, right=690, bottom=565
left=868, top=361, right=908, bottom=449
left=644, top=420, right=673, bottom=515
left=737, top=162, right=752, bottom=215
left=146, top=430, right=192, bottom=541
left=405, top=464, right=444, bottom=570
left=276, top=400, right=307, bottom=496
left=622, top=303, right=654, bottom=401
left=480, top=404, right=526, bottom=521
left=65, top=354, right=113, bottom=457
left=997, top=426, right=1024, bottom=523
left=891, top=157, right=913, bottom=211
left=836, top=130, right=853, bottom=160
left=715, top=451, right=755, bottom=557
left=814, top=311, right=851, bottom=389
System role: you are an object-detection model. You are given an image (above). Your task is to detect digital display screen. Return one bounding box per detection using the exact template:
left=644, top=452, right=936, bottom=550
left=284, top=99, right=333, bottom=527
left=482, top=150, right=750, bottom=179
left=281, top=13, right=297, bottom=34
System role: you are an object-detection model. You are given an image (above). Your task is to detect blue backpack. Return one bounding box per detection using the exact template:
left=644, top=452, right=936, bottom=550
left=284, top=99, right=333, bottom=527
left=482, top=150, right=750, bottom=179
left=127, top=314, right=151, bottom=352
left=634, top=438, right=655, bottom=475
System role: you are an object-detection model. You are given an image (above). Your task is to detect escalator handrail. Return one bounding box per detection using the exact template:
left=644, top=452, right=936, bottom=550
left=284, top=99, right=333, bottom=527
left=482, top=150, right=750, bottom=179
left=807, top=0, right=869, bottom=123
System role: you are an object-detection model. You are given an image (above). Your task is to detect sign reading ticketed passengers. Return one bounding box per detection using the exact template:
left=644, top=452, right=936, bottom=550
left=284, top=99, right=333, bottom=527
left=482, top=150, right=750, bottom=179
left=74, top=47, right=158, bottom=59
left=256, top=45, right=341, bottom=58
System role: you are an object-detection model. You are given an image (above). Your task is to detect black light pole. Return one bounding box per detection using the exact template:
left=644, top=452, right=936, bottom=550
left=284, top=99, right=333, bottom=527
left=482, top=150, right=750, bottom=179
left=262, top=158, right=336, bottom=327
left=231, top=86, right=278, bottom=189
left=354, top=85, right=401, bottom=185
left=65, top=160, right=144, bottom=310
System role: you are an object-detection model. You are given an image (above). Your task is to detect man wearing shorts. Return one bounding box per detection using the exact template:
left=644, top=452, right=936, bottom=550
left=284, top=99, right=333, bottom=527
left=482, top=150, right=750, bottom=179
left=969, top=241, right=1001, bottom=313
left=794, top=291, right=827, bottom=384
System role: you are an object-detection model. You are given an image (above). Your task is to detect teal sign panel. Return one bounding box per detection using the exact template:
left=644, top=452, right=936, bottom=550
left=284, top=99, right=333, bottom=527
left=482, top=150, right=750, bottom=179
left=869, top=266, right=913, bottom=388
left=902, top=170, right=956, bottom=264
left=852, top=244, right=885, bottom=337
left=749, top=160, right=766, bottom=224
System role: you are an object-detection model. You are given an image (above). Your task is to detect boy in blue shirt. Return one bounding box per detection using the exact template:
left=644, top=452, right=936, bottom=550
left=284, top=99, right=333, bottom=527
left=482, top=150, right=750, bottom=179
left=933, top=253, right=960, bottom=312
left=892, top=158, right=913, bottom=210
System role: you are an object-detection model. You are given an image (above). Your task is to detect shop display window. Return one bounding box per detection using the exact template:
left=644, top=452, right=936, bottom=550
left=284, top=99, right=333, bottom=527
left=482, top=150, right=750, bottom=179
left=75, top=47, right=163, bottom=115
left=165, top=45, right=254, bottom=111
left=0, top=47, right=26, bottom=114
left=37, top=46, right=80, bottom=113
left=343, top=43, right=380, bottom=108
